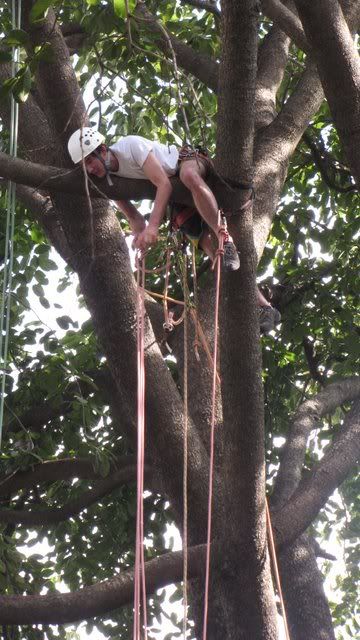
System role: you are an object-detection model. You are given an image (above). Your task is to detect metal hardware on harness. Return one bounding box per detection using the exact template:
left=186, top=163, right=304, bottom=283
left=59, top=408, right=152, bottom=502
left=221, top=186, right=255, bottom=218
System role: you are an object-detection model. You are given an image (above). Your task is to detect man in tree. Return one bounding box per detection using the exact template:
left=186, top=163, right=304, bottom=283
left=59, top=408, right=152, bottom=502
left=67, top=127, right=241, bottom=270
left=68, top=128, right=281, bottom=332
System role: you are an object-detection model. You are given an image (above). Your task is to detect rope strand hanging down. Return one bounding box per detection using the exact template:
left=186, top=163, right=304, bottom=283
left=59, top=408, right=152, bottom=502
left=0, top=0, right=21, bottom=449
left=134, top=254, right=148, bottom=640
left=202, top=213, right=225, bottom=640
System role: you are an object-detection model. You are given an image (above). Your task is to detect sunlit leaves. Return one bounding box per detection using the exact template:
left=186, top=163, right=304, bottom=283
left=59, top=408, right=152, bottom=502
left=113, top=0, right=136, bottom=19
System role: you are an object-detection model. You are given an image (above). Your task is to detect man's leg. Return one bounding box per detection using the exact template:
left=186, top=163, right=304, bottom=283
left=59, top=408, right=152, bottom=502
left=179, top=159, right=220, bottom=234
left=179, top=160, right=240, bottom=271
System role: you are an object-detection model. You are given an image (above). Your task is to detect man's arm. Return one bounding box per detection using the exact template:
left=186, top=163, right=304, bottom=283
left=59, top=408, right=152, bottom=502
left=134, top=151, right=173, bottom=251
left=116, top=200, right=146, bottom=239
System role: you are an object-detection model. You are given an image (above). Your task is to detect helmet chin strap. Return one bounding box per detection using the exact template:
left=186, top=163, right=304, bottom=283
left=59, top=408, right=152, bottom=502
left=104, top=150, right=114, bottom=186
left=93, top=149, right=114, bottom=186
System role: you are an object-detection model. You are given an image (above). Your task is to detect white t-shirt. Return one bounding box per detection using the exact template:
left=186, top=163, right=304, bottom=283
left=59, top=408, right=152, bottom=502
left=109, top=135, right=179, bottom=179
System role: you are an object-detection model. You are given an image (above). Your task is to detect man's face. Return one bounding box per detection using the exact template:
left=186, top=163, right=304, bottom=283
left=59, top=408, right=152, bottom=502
left=84, top=152, right=106, bottom=178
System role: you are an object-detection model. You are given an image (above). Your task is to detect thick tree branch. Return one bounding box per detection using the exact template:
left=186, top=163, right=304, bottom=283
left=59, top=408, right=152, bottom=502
left=0, top=464, right=150, bottom=526
left=302, top=337, right=324, bottom=385
left=0, top=151, right=247, bottom=210
left=279, top=535, right=336, bottom=639
left=274, top=399, right=360, bottom=547
left=212, top=2, right=278, bottom=638
left=302, top=132, right=356, bottom=193
left=134, top=2, right=219, bottom=92
left=0, top=63, right=58, bottom=166
left=261, top=0, right=309, bottom=52
left=0, top=545, right=205, bottom=624
left=295, top=0, right=360, bottom=186
left=15, top=185, right=74, bottom=264
left=256, top=25, right=291, bottom=128
left=272, top=376, right=360, bottom=507
left=0, top=456, right=136, bottom=496
left=23, top=5, right=85, bottom=151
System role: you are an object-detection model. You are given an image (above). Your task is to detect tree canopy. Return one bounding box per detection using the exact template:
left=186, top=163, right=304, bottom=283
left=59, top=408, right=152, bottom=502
left=0, top=1, right=359, bottom=639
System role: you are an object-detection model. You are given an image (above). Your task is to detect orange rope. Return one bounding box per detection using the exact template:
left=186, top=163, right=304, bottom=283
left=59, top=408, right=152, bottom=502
left=134, top=254, right=148, bottom=640
left=189, top=309, right=221, bottom=386
left=191, top=244, right=201, bottom=362
left=163, top=248, right=173, bottom=331
left=266, top=500, right=291, bottom=640
left=202, top=216, right=225, bottom=640
left=182, top=254, right=189, bottom=640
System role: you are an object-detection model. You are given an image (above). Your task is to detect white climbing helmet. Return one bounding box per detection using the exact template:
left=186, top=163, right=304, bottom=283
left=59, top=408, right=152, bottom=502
left=67, top=127, right=105, bottom=164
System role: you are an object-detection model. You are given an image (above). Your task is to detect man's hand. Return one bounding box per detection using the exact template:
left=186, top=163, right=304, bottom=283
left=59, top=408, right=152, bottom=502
left=134, top=224, right=159, bottom=251
left=130, top=215, right=146, bottom=247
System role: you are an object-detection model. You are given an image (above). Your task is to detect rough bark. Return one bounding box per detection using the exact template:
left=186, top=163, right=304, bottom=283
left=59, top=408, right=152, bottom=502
left=0, top=464, right=151, bottom=526
left=0, top=546, right=205, bottom=625
left=295, top=0, right=360, bottom=186
left=274, top=398, right=360, bottom=547
left=213, top=2, right=278, bottom=639
left=256, top=25, right=291, bottom=128
left=272, top=377, right=360, bottom=506
left=0, top=457, right=134, bottom=496
left=279, top=535, right=336, bottom=640
left=262, top=0, right=309, bottom=52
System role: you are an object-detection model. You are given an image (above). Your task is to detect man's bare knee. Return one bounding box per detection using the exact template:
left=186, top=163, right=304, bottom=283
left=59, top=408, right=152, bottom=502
left=179, top=161, right=206, bottom=190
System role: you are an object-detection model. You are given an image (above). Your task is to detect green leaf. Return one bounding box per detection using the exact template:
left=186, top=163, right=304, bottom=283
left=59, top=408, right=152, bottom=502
left=56, top=315, right=74, bottom=330
left=113, top=0, right=126, bottom=19
left=3, top=29, right=30, bottom=46
left=39, top=296, right=50, bottom=309
left=39, top=257, right=58, bottom=271
left=29, top=0, right=53, bottom=23
left=113, top=0, right=135, bottom=19
left=34, top=270, right=48, bottom=285
left=0, top=51, right=12, bottom=63
left=98, top=456, right=110, bottom=478
left=32, top=283, right=45, bottom=298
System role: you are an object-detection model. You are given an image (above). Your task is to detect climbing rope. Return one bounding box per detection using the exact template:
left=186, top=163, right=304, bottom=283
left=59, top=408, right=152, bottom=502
left=191, top=244, right=200, bottom=362
left=266, top=500, right=291, bottom=640
left=202, top=214, right=226, bottom=640
left=134, top=225, right=290, bottom=640
left=134, top=253, right=148, bottom=640
left=182, top=252, right=189, bottom=640
left=0, top=0, right=21, bottom=448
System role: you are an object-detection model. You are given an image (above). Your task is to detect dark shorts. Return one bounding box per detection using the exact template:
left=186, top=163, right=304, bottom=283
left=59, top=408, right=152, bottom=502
left=171, top=204, right=206, bottom=246
left=176, top=145, right=213, bottom=177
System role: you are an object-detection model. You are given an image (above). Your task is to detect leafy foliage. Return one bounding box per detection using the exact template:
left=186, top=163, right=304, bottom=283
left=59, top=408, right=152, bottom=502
left=0, top=1, right=359, bottom=639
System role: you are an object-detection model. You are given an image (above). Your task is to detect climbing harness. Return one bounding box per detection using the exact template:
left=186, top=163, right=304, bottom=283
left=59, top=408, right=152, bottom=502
left=134, top=254, right=148, bottom=640
left=0, top=0, right=21, bottom=448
